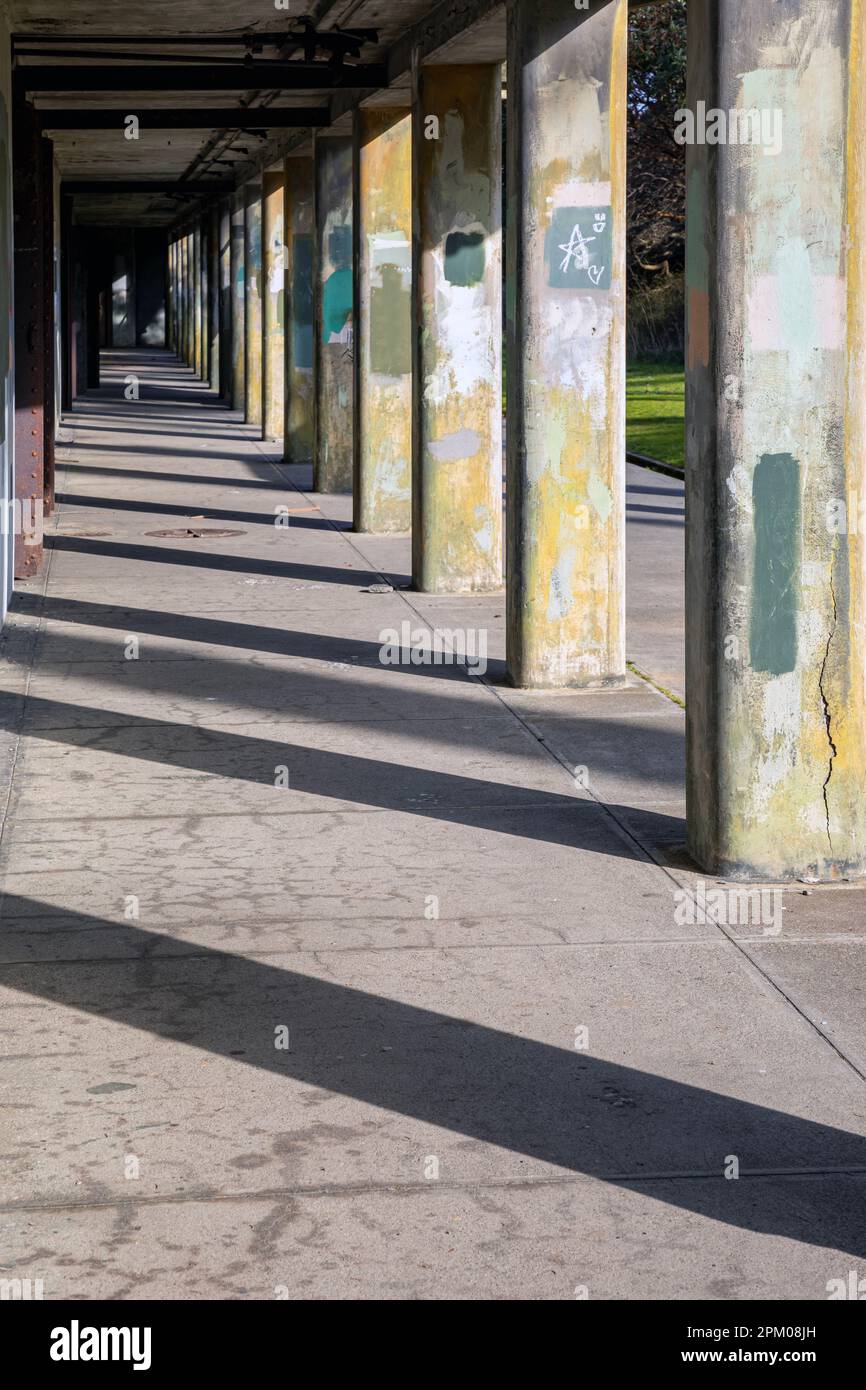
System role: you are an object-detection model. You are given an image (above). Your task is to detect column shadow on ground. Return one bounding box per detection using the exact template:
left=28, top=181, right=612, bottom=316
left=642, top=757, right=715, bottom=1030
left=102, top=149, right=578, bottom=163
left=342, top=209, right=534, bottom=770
left=0, top=893, right=864, bottom=1264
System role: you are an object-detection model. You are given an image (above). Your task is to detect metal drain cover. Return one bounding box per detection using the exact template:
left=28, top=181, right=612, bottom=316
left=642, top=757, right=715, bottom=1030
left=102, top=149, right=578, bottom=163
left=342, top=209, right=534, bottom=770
left=145, top=528, right=246, bottom=539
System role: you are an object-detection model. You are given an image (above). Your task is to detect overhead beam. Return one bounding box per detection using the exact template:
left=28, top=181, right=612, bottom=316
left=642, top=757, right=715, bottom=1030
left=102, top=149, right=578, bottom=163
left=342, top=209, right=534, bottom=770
left=14, top=63, right=388, bottom=93
left=38, top=107, right=329, bottom=130
left=62, top=181, right=233, bottom=195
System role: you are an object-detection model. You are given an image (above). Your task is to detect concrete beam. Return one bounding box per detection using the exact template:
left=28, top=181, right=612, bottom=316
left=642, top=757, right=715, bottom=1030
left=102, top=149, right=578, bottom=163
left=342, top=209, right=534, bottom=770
left=284, top=156, right=315, bottom=465
left=314, top=134, right=353, bottom=492
left=352, top=107, right=412, bottom=534
left=38, top=108, right=330, bottom=131
left=62, top=181, right=231, bottom=195
left=15, top=63, right=389, bottom=93
left=506, top=0, right=627, bottom=687
left=685, top=0, right=866, bottom=881
left=412, top=64, right=502, bottom=593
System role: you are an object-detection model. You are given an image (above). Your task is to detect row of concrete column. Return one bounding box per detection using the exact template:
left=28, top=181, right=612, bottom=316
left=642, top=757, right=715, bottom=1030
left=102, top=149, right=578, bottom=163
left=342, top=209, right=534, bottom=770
left=166, top=0, right=866, bottom=888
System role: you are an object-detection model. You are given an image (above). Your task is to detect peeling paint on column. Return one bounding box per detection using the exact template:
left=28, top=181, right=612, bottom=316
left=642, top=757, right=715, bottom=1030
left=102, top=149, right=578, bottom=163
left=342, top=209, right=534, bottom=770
left=284, top=156, right=314, bottom=464
left=685, top=0, right=866, bottom=881
left=263, top=167, right=285, bottom=442
left=354, top=107, right=412, bottom=533
left=412, top=64, right=503, bottom=593
left=230, top=190, right=245, bottom=413
left=244, top=178, right=263, bottom=431
left=506, top=0, right=626, bottom=684
left=314, top=136, right=353, bottom=493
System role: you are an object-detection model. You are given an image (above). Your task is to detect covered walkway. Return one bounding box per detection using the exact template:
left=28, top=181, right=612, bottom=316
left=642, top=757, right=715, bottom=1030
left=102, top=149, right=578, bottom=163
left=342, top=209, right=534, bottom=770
left=1, top=352, right=866, bottom=1297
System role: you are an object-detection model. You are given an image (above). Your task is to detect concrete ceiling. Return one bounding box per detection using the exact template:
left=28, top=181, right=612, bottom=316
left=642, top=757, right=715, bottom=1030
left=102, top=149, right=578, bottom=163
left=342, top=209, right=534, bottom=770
left=10, top=0, right=508, bottom=225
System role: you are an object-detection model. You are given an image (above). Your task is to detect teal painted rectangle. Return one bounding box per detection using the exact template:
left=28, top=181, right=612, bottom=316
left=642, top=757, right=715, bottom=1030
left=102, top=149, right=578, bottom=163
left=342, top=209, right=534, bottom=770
left=545, top=206, right=612, bottom=290
left=750, top=453, right=800, bottom=675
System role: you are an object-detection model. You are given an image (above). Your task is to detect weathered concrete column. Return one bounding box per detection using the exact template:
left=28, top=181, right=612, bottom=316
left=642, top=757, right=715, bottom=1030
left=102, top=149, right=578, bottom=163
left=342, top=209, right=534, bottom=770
left=208, top=205, right=220, bottom=393
left=173, top=236, right=180, bottom=353
left=173, top=238, right=181, bottom=355
left=192, top=223, right=202, bottom=378
left=218, top=200, right=232, bottom=400
left=200, top=217, right=210, bottom=382
left=412, top=65, right=502, bottom=591
left=12, top=98, right=45, bottom=576
left=685, top=0, right=866, bottom=881
left=506, top=0, right=626, bottom=686
left=244, top=178, right=264, bottom=429
left=353, top=107, right=412, bottom=533
left=167, top=239, right=176, bottom=354
left=263, top=165, right=286, bottom=442
left=230, top=190, right=246, bottom=411
left=183, top=232, right=193, bottom=366
left=284, top=156, right=314, bottom=463
left=314, top=134, right=353, bottom=491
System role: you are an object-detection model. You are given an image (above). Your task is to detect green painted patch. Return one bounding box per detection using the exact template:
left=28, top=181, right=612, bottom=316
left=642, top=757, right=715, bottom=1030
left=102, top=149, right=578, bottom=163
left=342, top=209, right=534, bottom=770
left=371, top=264, right=410, bottom=375
left=750, top=452, right=801, bottom=675
left=444, top=230, right=485, bottom=287
left=293, top=233, right=313, bottom=369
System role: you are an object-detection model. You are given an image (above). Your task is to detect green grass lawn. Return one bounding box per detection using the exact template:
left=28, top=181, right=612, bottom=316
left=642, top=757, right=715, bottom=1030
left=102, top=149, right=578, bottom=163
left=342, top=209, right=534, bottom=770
left=626, top=361, right=684, bottom=470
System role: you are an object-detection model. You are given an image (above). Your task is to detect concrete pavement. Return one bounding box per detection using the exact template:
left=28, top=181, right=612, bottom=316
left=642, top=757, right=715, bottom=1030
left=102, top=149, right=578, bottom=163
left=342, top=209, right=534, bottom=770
left=1, top=350, right=865, bottom=1300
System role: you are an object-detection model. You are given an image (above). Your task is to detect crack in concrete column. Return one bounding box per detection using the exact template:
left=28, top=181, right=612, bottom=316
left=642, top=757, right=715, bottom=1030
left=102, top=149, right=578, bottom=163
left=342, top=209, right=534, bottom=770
left=818, top=569, right=838, bottom=852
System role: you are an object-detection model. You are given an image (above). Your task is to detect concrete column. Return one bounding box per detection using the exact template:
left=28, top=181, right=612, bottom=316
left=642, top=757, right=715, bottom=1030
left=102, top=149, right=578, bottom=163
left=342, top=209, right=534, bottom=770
left=193, top=223, right=202, bottom=378
left=187, top=232, right=195, bottom=367
left=218, top=200, right=232, bottom=400
left=12, top=97, right=45, bottom=576
left=284, top=156, right=314, bottom=464
left=314, top=134, right=353, bottom=492
left=244, top=178, right=264, bottom=429
left=230, top=191, right=246, bottom=411
left=199, top=218, right=209, bottom=381
left=506, top=0, right=627, bottom=687
left=412, top=64, right=503, bottom=592
left=352, top=107, right=412, bottom=534
left=172, top=238, right=180, bottom=355
left=208, top=205, right=220, bottom=392
left=685, top=0, right=866, bottom=881
left=263, top=165, right=286, bottom=442
left=167, top=239, right=176, bottom=353
left=182, top=233, right=191, bottom=365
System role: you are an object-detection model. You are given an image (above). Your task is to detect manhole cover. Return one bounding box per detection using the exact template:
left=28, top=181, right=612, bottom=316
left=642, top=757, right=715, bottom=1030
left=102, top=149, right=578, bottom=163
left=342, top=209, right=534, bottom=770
left=145, top=528, right=246, bottom=539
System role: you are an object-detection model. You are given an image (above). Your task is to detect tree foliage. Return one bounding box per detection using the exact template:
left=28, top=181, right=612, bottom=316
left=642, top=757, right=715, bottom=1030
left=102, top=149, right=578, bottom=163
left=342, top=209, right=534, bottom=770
left=627, top=0, right=687, bottom=289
